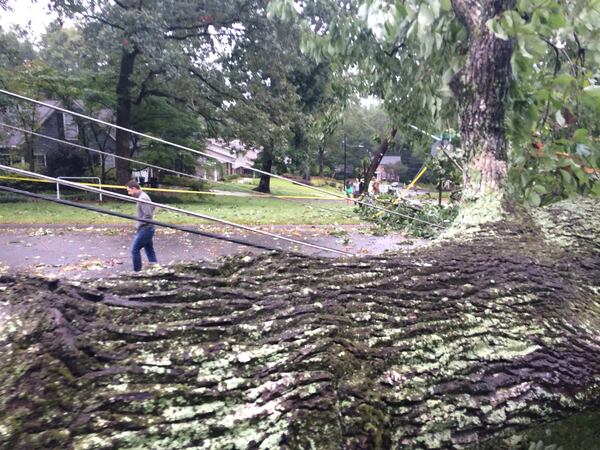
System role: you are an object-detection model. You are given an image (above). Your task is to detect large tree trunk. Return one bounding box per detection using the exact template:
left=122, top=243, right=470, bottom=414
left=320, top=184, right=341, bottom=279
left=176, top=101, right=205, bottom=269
left=1, top=197, right=598, bottom=449
left=364, top=128, right=397, bottom=191
left=115, top=48, right=139, bottom=185
left=450, top=0, right=515, bottom=223
left=256, top=143, right=274, bottom=193
left=318, top=144, right=325, bottom=177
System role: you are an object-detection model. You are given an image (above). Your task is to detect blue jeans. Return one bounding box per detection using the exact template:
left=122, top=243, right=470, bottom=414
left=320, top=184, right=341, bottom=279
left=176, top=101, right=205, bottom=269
left=131, top=226, right=157, bottom=271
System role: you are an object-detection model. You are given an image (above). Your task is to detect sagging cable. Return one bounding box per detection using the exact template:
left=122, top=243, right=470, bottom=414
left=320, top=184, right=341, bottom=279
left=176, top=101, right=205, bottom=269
left=0, top=89, right=336, bottom=198
left=0, top=123, right=365, bottom=221
left=0, top=89, right=441, bottom=225
left=0, top=185, right=292, bottom=253
left=0, top=122, right=263, bottom=198
left=0, top=164, right=354, bottom=257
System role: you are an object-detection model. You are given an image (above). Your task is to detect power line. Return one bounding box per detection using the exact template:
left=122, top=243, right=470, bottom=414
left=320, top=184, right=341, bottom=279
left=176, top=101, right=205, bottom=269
left=408, top=123, right=441, bottom=141
left=0, top=185, right=301, bottom=254
left=2, top=121, right=304, bottom=200
left=0, top=122, right=367, bottom=221
left=0, top=122, right=275, bottom=198
left=0, top=164, right=354, bottom=256
left=0, top=122, right=212, bottom=182
left=0, top=89, right=340, bottom=197
left=0, top=88, right=440, bottom=225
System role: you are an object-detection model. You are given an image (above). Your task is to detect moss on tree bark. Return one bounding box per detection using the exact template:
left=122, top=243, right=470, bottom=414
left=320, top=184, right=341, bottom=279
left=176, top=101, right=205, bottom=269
left=1, top=197, right=599, bottom=449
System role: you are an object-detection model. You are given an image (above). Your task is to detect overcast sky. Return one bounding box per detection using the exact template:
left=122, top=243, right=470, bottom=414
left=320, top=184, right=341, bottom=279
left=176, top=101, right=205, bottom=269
left=3, top=0, right=58, bottom=40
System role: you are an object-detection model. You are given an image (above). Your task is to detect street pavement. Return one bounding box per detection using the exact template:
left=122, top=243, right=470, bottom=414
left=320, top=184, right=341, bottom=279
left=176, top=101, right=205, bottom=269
left=0, top=224, right=423, bottom=279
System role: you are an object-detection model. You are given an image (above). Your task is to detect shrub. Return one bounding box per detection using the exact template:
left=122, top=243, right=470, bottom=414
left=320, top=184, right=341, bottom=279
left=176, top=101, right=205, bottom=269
left=161, top=174, right=208, bottom=191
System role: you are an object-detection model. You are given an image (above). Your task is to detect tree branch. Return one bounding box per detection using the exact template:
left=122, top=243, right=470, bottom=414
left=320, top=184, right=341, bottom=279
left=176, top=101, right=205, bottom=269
left=113, top=0, right=128, bottom=10
left=573, top=32, right=585, bottom=75
left=133, top=68, right=166, bottom=105
left=537, top=37, right=561, bottom=130
left=80, top=13, right=125, bottom=31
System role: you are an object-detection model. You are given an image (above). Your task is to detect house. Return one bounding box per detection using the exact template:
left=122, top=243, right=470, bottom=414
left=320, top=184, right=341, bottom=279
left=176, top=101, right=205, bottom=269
left=0, top=101, right=260, bottom=182
left=196, top=139, right=260, bottom=181
left=375, top=155, right=403, bottom=181
left=0, top=100, right=119, bottom=174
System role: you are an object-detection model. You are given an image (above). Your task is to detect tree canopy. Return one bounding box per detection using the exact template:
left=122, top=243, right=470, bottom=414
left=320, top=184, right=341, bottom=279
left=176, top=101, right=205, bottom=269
left=268, top=0, right=600, bottom=209
left=0, top=0, right=598, bottom=203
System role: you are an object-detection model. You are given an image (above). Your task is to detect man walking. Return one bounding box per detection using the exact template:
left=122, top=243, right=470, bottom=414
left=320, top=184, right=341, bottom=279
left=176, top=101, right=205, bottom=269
left=126, top=180, right=158, bottom=271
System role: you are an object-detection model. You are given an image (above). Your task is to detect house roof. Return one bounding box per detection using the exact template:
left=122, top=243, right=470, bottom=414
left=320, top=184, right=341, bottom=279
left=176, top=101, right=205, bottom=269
left=0, top=100, right=61, bottom=148
left=203, top=139, right=260, bottom=167
left=0, top=100, right=115, bottom=148
left=379, top=155, right=402, bottom=165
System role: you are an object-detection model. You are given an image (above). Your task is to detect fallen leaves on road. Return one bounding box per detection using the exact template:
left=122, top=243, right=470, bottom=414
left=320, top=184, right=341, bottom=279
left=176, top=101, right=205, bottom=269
left=28, top=228, right=58, bottom=237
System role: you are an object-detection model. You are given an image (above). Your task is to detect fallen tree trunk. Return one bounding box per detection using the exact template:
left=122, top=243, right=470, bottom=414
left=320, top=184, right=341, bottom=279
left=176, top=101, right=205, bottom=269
left=1, top=197, right=599, bottom=449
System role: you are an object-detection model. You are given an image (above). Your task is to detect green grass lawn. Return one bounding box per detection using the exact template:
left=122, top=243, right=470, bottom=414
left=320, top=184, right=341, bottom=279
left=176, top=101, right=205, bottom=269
left=0, top=195, right=358, bottom=226
left=208, top=177, right=342, bottom=198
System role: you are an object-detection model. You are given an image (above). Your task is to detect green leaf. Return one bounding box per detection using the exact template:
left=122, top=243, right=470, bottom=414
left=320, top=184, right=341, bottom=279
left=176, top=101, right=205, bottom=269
left=422, top=33, right=434, bottom=56
left=573, top=128, right=588, bottom=144
left=429, top=0, right=441, bottom=18
left=395, top=0, right=407, bottom=18
left=527, top=190, right=541, bottom=206
left=548, top=13, right=566, bottom=28
left=435, top=32, right=443, bottom=50
left=520, top=172, right=529, bottom=187
left=327, top=41, right=336, bottom=56
left=560, top=169, right=572, bottom=184
left=553, top=73, right=575, bottom=87
left=487, top=18, right=509, bottom=41
left=573, top=168, right=589, bottom=185
left=418, top=4, right=434, bottom=27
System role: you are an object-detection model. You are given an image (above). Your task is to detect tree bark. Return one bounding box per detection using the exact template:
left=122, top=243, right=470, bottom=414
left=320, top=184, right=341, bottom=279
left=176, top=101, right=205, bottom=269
left=1, top=197, right=598, bottom=449
left=450, top=0, right=515, bottom=214
left=318, top=144, right=325, bottom=177
left=256, top=143, right=274, bottom=193
left=364, top=128, right=397, bottom=191
left=115, top=48, right=139, bottom=185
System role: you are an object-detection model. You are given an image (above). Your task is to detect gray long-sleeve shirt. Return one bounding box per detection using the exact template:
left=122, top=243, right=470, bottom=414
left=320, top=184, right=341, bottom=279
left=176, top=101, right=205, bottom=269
left=135, top=190, right=155, bottom=230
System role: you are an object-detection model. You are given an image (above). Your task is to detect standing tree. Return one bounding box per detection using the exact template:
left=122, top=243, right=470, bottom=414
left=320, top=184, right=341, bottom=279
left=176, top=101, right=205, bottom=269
left=269, top=0, right=599, bottom=213
left=50, top=0, right=264, bottom=184
left=222, top=8, right=337, bottom=193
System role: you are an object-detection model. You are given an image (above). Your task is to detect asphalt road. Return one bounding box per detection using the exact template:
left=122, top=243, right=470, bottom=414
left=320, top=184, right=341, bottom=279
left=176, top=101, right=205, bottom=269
left=0, top=224, right=422, bottom=279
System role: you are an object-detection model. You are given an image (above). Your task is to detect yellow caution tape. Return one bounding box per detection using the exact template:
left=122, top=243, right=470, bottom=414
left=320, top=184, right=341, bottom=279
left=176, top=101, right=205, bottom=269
left=0, top=175, right=55, bottom=184
left=0, top=175, right=342, bottom=200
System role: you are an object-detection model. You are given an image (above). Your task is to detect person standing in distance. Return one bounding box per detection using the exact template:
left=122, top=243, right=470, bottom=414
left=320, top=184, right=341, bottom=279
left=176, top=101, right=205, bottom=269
left=126, top=180, right=158, bottom=271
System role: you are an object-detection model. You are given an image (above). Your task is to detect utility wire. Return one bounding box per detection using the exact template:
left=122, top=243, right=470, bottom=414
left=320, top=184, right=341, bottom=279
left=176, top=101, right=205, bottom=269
left=0, top=123, right=371, bottom=225
left=0, top=122, right=367, bottom=222
left=408, top=123, right=441, bottom=141
left=0, top=89, right=339, bottom=197
left=408, top=123, right=465, bottom=173
left=0, top=89, right=441, bottom=226
left=0, top=185, right=297, bottom=254
left=0, top=164, right=354, bottom=256
left=0, top=122, right=269, bottom=198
